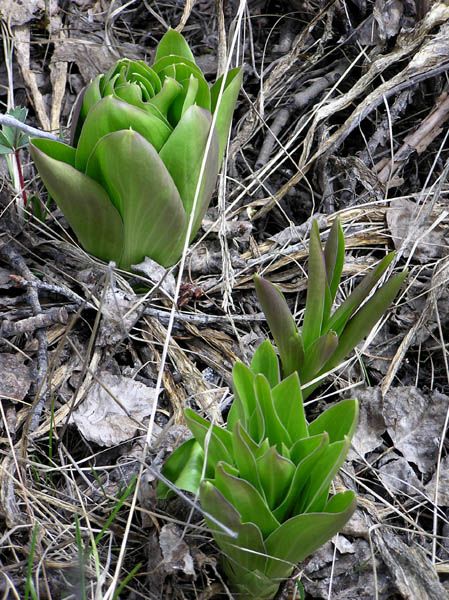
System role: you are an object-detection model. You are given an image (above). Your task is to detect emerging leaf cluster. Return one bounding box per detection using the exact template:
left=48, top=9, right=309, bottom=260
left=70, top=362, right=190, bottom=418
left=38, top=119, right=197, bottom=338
left=157, top=341, right=358, bottom=599
left=255, top=218, right=407, bottom=396
left=30, top=30, right=241, bottom=269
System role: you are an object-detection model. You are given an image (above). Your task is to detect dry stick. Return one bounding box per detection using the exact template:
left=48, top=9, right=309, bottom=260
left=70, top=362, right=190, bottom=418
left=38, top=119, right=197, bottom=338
left=144, top=306, right=265, bottom=325
left=0, top=242, right=48, bottom=432
left=9, top=273, right=94, bottom=309
left=359, top=89, right=414, bottom=166
left=0, top=113, right=59, bottom=141
left=254, top=63, right=347, bottom=170
left=376, top=91, right=449, bottom=183
left=0, top=307, right=68, bottom=336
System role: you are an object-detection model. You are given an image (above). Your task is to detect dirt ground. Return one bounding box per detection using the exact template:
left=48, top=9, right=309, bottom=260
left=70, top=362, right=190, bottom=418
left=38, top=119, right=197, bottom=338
left=0, top=1, right=449, bottom=598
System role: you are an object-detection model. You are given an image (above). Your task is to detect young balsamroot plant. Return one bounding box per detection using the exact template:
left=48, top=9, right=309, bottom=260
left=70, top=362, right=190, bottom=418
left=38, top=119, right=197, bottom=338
left=30, top=30, right=241, bottom=269
left=255, top=218, right=407, bottom=396
left=157, top=341, right=358, bottom=599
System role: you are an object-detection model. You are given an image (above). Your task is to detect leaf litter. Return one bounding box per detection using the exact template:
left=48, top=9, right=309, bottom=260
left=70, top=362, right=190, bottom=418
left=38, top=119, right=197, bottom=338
left=1, top=0, right=449, bottom=598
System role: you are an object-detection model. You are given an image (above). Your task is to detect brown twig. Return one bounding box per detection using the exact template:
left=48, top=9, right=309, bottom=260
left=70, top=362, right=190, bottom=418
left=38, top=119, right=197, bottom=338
left=1, top=307, right=68, bottom=336
left=376, top=91, right=449, bottom=184
left=0, top=242, right=48, bottom=432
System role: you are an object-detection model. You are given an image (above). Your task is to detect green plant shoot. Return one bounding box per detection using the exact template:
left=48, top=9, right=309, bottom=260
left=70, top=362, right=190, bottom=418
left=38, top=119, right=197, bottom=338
left=254, top=218, right=407, bottom=396
left=157, top=340, right=358, bottom=599
left=0, top=107, right=29, bottom=207
left=30, top=29, right=241, bottom=269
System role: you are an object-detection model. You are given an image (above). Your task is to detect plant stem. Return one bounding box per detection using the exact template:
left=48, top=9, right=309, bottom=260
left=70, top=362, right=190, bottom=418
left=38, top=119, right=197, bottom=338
left=14, top=148, right=28, bottom=206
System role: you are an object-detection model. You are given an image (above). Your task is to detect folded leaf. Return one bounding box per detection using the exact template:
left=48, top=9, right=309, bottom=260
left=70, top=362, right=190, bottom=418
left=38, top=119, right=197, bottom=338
left=254, top=275, right=303, bottom=376
left=255, top=374, right=291, bottom=449
left=210, top=67, right=243, bottom=164
left=155, top=28, right=196, bottom=63
left=302, top=220, right=327, bottom=349
left=85, top=129, right=186, bottom=268
left=184, top=408, right=234, bottom=470
left=157, top=438, right=204, bottom=498
left=30, top=139, right=124, bottom=263
left=324, top=252, right=397, bottom=336
left=256, top=446, right=295, bottom=510
left=213, top=463, right=280, bottom=537
left=300, top=331, right=338, bottom=384
left=325, top=270, right=407, bottom=370
left=308, top=398, right=358, bottom=443
left=75, top=96, right=172, bottom=172
left=250, top=340, right=280, bottom=388
left=200, top=481, right=267, bottom=574
left=159, top=105, right=219, bottom=239
left=265, top=491, right=357, bottom=579
left=324, top=218, right=345, bottom=309
left=271, top=372, right=308, bottom=441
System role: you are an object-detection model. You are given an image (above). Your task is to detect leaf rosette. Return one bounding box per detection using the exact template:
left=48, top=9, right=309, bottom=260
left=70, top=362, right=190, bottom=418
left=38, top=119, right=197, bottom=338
left=157, top=341, right=358, bottom=599
left=30, top=30, right=241, bottom=269
left=254, top=218, right=408, bottom=397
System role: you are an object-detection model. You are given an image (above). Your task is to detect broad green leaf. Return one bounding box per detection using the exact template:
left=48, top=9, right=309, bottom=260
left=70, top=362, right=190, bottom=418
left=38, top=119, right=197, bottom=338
left=250, top=340, right=280, bottom=387
left=302, top=221, right=327, bottom=349
left=271, top=372, right=308, bottom=441
left=296, top=438, right=351, bottom=514
left=265, top=491, right=357, bottom=579
left=30, top=138, right=124, bottom=263
left=254, top=275, right=303, bottom=376
left=157, top=438, right=204, bottom=498
left=255, top=374, right=291, bottom=449
left=210, top=67, right=242, bottom=165
left=232, top=422, right=262, bottom=493
left=213, top=463, right=280, bottom=537
left=0, top=131, right=13, bottom=151
left=232, top=361, right=257, bottom=423
left=85, top=129, right=186, bottom=268
left=226, top=400, right=240, bottom=432
left=300, top=331, right=338, bottom=385
left=256, top=446, right=295, bottom=510
left=324, top=252, right=397, bottom=336
left=200, top=481, right=267, bottom=574
left=273, top=433, right=329, bottom=522
left=324, top=270, right=407, bottom=371
left=324, top=218, right=345, bottom=308
left=159, top=105, right=219, bottom=239
left=290, top=434, right=327, bottom=465
left=308, top=398, right=358, bottom=443
left=184, top=408, right=234, bottom=470
left=155, top=28, right=196, bottom=63
left=76, top=96, right=172, bottom=172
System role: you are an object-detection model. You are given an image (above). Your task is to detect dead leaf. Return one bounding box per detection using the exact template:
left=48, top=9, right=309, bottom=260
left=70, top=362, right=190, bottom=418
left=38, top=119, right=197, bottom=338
left=132, top=257, right=176, bottom=298
left=372, top=525, right=447, bottom=600
left=378, top=454, right=424, bottom=496
left=98, top=286, right=142, bottom=346
left=349, top=387, right=386, bottom=459
left=0, top=353, right=32, bottom=401
left=387, top=198, right=447, bottom=262
left=70, top=371, right=158, bottom=446
left=426, top=455, right=449, bottom=506
left=383, top=387, right=447, bottom=473
left=0, top=0, right=49, bottom=26
left=159, top=523, right=195, bottom=577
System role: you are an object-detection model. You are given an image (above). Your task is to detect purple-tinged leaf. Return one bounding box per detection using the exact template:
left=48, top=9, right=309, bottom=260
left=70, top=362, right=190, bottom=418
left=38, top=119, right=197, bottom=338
left=302, top=220, right=327, bottom=349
